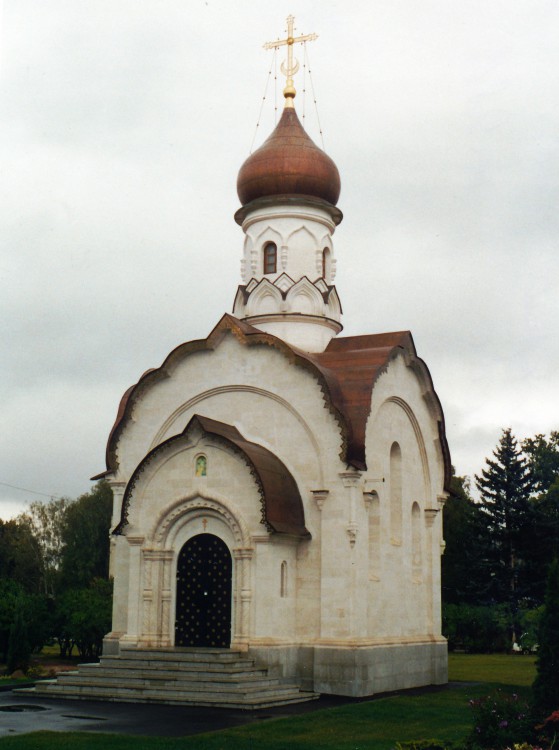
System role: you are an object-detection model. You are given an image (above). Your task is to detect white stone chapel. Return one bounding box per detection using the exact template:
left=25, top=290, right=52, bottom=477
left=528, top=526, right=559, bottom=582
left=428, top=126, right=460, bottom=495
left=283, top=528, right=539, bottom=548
left=40, top=19, right=451, bottom=705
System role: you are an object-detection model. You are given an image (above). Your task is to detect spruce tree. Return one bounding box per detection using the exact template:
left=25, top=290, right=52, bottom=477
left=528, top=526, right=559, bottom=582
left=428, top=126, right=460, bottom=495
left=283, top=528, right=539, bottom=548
left=532, top=558, right=559, bottom=716
left=475, top=428, right=534, bottom=610
left=442, top=474, right=486, bottom=604
left=523, top=432, right=559, bottom=601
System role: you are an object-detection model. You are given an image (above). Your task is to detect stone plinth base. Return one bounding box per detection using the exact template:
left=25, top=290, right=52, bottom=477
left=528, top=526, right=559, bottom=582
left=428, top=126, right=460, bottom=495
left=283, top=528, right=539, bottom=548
left=248, top=640, right=448, bottom=697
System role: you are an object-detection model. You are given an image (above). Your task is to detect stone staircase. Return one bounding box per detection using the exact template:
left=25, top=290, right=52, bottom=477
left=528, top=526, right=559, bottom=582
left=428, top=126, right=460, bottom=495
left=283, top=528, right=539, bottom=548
left=24, top=648, right=319, bottom=709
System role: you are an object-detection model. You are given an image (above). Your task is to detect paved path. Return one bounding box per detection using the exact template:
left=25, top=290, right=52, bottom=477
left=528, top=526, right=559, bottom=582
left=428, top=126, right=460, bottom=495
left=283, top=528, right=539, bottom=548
left=0, top=688, right=354, bottom=738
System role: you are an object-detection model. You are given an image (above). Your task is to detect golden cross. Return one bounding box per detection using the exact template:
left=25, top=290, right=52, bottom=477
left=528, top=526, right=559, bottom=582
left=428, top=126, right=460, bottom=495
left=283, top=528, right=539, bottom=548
left=264, top=15, right=318, bottom=107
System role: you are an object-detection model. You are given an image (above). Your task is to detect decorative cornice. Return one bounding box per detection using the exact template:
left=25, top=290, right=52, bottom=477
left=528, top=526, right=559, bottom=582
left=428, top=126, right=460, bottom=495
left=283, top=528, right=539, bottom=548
left=235, top=194, right=343, bottom=228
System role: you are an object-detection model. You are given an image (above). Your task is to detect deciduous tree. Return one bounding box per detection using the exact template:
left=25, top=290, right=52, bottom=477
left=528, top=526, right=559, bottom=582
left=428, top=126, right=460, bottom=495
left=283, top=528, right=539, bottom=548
left=59, top=481, right=113, bottom=590
left=17, top=497, right=69, bottom=595
left=0, top=519, right=43, bottom=594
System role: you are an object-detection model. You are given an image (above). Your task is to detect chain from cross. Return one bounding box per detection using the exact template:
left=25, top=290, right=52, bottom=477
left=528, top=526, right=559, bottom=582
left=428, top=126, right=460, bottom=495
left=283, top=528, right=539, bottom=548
left=263, top=15, right=318, bottom=105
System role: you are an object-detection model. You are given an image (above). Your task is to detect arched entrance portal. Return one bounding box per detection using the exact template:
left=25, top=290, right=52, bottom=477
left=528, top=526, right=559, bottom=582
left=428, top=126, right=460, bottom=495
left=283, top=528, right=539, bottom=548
left=175, top=533, right=232, bottom=648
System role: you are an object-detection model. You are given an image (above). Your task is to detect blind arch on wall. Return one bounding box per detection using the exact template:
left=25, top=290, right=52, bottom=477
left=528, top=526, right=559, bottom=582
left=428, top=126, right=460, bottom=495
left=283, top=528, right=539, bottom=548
left=390, top=442, right=403, bottom=545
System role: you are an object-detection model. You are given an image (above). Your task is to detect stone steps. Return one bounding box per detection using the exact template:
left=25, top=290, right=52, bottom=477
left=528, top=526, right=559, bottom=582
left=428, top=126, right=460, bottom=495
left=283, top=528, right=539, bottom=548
left=26, top=647, right=318, bottom=709
left=75, top=665, right=270, bottom=682
left=43, top=672, right=282, bottom=691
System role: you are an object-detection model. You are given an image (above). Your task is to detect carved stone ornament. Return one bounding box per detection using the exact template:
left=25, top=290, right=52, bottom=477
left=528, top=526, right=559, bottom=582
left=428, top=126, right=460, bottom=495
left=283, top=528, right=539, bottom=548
left=311, top=490, right=329, bottom=511
left=346, top=523, right=358, bottom=547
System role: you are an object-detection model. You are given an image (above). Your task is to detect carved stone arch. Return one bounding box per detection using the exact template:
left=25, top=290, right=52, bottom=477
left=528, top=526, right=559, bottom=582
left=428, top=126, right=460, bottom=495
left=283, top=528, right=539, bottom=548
left=253, top=224, right=283, bottom=247
left=319, top=232, right=332, bottom=250
left=287, top=224, right=318, bottom=249
left=252, top=226, right=283, bottom=274
left=115, top=413, right=310, bottom=538
left=152, top=492, right=251, bottom=549
left=274, top=272, right=296, bottom=293
left=149, top=385, right=325, bottom=486
left=317, top=233, right=333, bottom=279
left=243, top=233, right=253, bottom=257
left=232, top=286, right=247, bottom=317
left=286, top=277, right=325, bottom=316
left=386, top=396, right=431, bottom=502
left=245, top=278, right=282, bottom=317
left=326, top=287, right=342, bottom=316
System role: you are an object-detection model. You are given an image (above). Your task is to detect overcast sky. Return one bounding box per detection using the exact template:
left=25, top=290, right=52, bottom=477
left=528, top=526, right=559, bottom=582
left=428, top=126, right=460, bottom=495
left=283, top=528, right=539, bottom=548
left=1, top=1, right=558, bottom=520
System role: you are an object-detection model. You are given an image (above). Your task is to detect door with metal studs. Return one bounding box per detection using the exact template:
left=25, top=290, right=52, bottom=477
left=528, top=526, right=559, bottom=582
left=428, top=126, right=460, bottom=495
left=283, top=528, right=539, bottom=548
left=175, top=533, right=232, bottom=648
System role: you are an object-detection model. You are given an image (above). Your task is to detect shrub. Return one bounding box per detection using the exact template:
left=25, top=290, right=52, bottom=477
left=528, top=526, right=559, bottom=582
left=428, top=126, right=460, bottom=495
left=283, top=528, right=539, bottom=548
left=533, top=559, right=559, bottom=716
left=535, top=709, right=559, bottom=749
left=466, top=689, right=534, bottom=749
left=395, top=741, right=458, bottom=750
left=54, top=578, right=113, bottom=659
left=443, top=603, right=509, bottom=652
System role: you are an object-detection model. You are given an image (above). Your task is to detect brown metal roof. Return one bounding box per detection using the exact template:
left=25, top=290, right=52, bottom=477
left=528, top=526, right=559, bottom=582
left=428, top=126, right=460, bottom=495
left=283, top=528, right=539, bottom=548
left=304, top=332, right=414, bottom=471
left=237, top=107, right=341, bottom=207
left=113, top=414, right=309, bottom=537
left=97, top=314, right=451, bottom=494
left=191, top=415, right=309, bottom=537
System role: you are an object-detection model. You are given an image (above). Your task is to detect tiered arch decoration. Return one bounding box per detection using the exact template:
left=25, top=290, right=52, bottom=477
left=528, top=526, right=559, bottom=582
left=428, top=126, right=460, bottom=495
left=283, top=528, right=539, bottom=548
left=114, top=414, right=310, bottom=539
left=95, top=314, right=451, bottom=487
left=153, top=494, right=250, bottom=549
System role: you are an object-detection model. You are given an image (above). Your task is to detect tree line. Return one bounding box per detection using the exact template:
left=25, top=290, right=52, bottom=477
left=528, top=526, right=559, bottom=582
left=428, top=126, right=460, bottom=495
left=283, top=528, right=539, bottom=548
left=1, top=429, right=557, bottom=671
left=442, top=428, right=559, bottom=652
left=0, top=481, right=113, bottom=673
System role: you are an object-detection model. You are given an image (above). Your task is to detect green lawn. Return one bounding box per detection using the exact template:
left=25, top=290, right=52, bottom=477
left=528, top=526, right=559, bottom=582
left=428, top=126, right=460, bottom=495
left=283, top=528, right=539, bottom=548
left=448, top=652, right=537, bottom=686
left=0, top=654, right=536, bottom=750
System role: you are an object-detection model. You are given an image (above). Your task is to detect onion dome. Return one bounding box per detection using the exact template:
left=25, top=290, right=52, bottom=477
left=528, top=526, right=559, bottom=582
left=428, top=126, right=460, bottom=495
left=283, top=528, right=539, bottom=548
left=237, top=107, right=341, bottom=207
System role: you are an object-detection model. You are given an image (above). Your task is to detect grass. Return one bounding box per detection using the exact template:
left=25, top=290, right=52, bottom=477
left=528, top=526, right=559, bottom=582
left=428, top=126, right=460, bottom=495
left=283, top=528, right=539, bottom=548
left=448, top=652, right=537, bottom=686
left=0, top=678, right=38, bottom=690
left=0, top=654, right=537, bottom=750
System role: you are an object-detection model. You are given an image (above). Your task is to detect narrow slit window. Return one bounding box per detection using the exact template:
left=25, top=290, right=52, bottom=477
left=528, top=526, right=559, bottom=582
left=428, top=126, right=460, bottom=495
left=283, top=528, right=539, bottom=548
left=280, top=561, right=288, bottom=597
left=264, top=242, right=277, bottom=274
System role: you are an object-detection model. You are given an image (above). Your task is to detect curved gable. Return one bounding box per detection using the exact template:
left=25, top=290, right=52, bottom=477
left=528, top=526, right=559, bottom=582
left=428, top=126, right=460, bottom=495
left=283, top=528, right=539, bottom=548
left=95, top=314, right=450, bottom=489
left=114, top=414, right=310, bottom=539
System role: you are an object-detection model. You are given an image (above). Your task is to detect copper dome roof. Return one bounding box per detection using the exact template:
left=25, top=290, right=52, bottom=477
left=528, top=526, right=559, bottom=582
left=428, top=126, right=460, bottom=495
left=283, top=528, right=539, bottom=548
left=237, top=107, right=341, bottom=207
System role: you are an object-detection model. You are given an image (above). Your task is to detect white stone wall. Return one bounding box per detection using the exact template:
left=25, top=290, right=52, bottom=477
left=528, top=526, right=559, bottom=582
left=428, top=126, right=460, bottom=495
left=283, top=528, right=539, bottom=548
left=106, top=331, right=448, bottom=694
left=114, top=335, right=343, bottom=493
left=233, top=201, right=341, bottom=352
left=238, top=203, right=337, bottom=285
left=363, top=352, right=447, bottom=644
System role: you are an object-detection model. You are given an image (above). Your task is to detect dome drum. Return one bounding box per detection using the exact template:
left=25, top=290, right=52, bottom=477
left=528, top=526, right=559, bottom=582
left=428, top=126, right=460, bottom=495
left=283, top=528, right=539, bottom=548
left=234, top=194, right=343, bottom=227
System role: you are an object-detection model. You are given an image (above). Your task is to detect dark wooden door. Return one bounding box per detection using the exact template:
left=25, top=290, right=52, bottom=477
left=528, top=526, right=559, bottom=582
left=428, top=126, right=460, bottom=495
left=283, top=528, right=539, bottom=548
left=175, top=533, right=232, bottom=648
